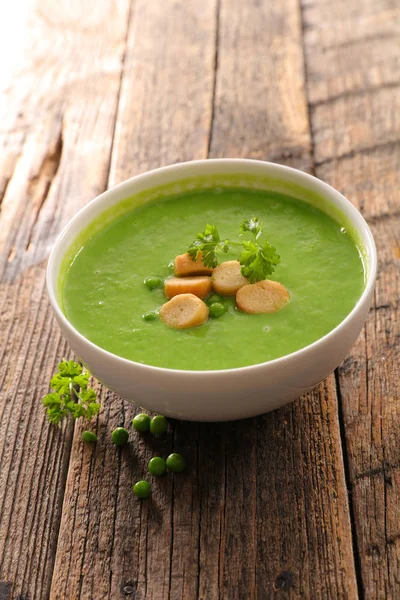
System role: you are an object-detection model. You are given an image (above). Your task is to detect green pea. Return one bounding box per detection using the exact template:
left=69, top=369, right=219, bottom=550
left=144, top=276, right=162, bottom=290
left=148, top=456, right=167, bottom=476
left=168, top=261, right=175, bottom=272
left=82, top=431, right=97, bottom=443
left=208, top=302, right=227, bottom=318
left=206, top=293, right=224, bottom=305
left=133, top=480, right=151, bottom=499
left=142, top=311, right=157, bottom=321
left=166, top=453, right=185, bottom=473
left=150, top=415, right=168, bottom=436
left=111, top=427, right=129, bottom=446
left=132, top=413, right=151, bottom=432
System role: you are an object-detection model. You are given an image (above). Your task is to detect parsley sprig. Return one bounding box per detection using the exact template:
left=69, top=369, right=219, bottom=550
left=188, top=217, right=280, bottom=283
left=187, top=224, right=229, bottom=268
left=42, top=360, right=100, bottom=425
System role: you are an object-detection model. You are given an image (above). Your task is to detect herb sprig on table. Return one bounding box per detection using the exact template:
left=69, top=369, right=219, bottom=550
left=188, top=217, right=280, bottom=283
left=42, top=360, right=100, bottom=425
left=41, top=363, right=186, bottom=500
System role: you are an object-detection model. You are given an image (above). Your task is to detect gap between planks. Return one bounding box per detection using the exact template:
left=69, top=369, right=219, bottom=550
left=298, top=0, right=364, bottom=596
left=47, top=0, right=136, bottom=593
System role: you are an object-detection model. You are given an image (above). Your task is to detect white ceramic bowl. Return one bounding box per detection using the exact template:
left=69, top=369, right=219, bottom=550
left=47, top=159, right=377, bottom=421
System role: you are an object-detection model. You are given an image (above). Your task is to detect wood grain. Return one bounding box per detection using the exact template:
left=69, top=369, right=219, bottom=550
left=50, top=1, right=217, bottom=598
left=210, top=0, right=313, bottom=172
left=0, top=1, right=130, bottom=598
left=2, top=0, right=397, bottom=597
left=108, top=0, right=218, bottom=187
left=302, top=0, right=400, bottom=596
left=50, top=0, right=359, bottom=599
left=209, top=3, right=357, bottom=594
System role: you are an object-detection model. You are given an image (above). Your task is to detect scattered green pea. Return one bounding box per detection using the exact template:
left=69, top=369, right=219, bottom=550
left=150, top=415, right=168, bottom=436
left=208, top=302, right=227, bottom=318
left=144, top=276, right=162, bottom=290
left=206, top=293, right=224, bottom=305
left=133, top=480, right=151, bottom=499
left=132, top=413, right=151, bottom=432
left=148, top=457, right=167, bottom=476
left=111, top=427, right=129, bottom=446
left=168, top=261, right=175, bottom=272
left=166, top=453, right=185, bottom=473
left=82, top=431, right=97, bottom=443
left=142, top=311, right=158, bottom=321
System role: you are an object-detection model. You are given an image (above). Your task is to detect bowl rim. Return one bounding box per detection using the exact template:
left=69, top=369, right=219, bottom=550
left=46, top=158, right=377, bottom=376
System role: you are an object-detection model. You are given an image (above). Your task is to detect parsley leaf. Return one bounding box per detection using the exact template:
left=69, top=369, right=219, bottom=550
left=186, top=216, right=280, bottom=283
left=42, top=360, right=100, bottom=425
left=188, top=224, right=229, bottom=268
left=239, top=217, right=262, bottom=239
left=239, top=240, right=280, bottom=283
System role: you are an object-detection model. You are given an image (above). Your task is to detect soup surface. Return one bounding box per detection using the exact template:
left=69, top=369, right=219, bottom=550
left=62, top=188, right=365, bottom=370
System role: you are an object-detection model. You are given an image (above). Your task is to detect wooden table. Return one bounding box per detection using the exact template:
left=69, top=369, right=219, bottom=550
left=0, top=1, right=399, bottom=598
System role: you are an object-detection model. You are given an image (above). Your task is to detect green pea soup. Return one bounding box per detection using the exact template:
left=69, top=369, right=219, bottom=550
left=60, top=181, right=366, bottom=371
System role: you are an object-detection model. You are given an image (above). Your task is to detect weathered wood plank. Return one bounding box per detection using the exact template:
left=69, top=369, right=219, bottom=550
left=303, top=0, right=400, bottom=106
left=254, top=381, right=357, bottom=599
left=0, top=1, right=131, bottom=598
left=302, top=0, right=400, bottom=596
left=108, top=0, right=218, bottom=186
left=50, top=0, right=359, bottom=599
left=208, top=0, right=357, bottom=597
left=50, top=1, right=217, bottom=598
left=209, top=0, right=313, bottom=172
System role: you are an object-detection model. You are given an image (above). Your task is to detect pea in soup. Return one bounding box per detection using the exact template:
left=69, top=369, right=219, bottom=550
left=61, top=186, right=365, bottom=370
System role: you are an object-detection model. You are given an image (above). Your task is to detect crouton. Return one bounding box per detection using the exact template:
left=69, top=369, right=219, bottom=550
left=236, top=280, right=289, bottom=314
left=211, top=260, right=248, bottom=296
left=174, top=252, right=213, bottom=276
left=159, top=293, right=209, bottom=329
left=164, top=276, right=212, bottom=299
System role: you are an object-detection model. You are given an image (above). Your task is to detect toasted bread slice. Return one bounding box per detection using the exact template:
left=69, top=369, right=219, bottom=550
left=212, top=260, right=248, bottom=296
left=159, top=293, right=209, bottom=329
left=164, top=276, right=212, bottom=299
left=174, top=253, right=213, bottom=276
left=236, top=280, right=289, bottom=314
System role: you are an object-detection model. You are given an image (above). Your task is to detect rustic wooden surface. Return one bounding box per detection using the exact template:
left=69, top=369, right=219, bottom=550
left=303, top=1, right=400, bottom=597
left=0, top=0, right=398, bottom=598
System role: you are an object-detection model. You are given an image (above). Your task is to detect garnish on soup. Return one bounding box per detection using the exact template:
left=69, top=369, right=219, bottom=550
left=188, top=217, right=280, bottom=283
left=62, top=187, right=365, bottom=369
left=159, top=293, right=209, bottom=329
left=154, top=217, right=288, bottom=329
